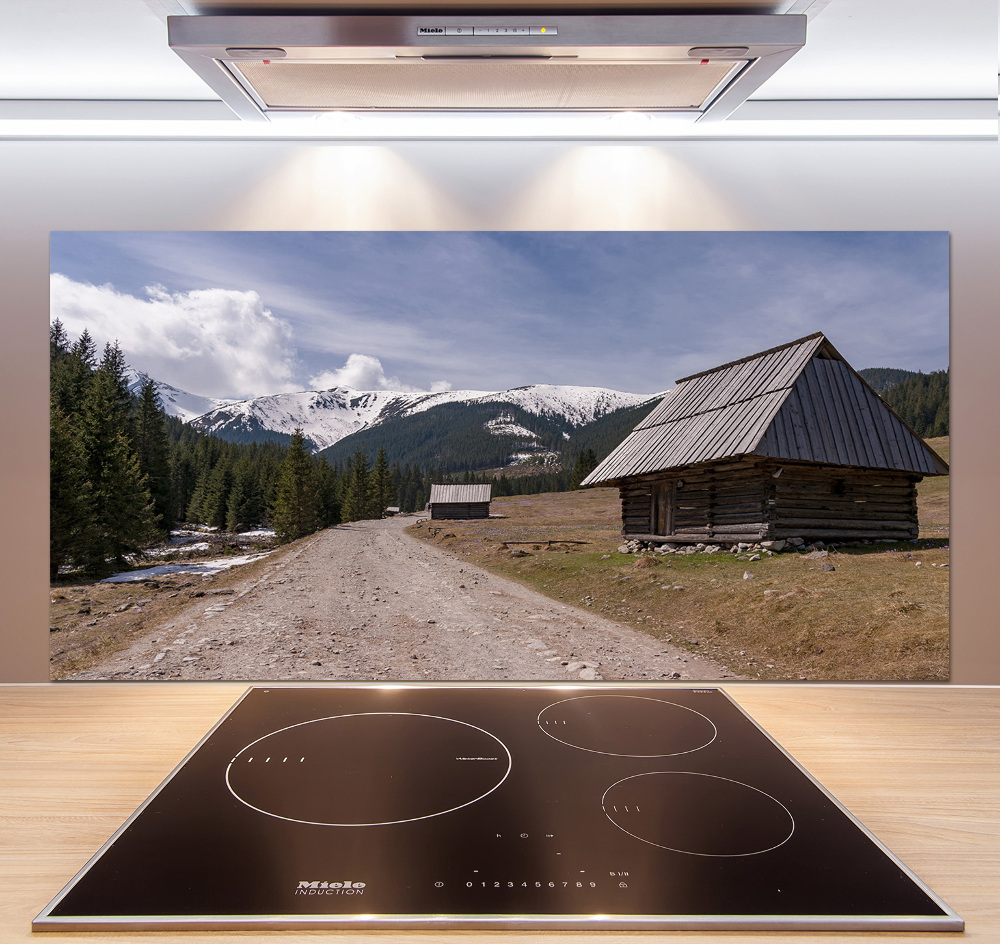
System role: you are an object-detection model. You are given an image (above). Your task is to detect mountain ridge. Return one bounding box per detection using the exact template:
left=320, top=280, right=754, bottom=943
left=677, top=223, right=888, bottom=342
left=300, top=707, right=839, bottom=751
left=132, top=372, right=661, bottom=468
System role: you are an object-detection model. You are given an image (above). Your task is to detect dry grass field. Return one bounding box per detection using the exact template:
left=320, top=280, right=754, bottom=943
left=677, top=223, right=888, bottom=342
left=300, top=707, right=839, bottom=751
left=408, top=445, right=950, bottom=681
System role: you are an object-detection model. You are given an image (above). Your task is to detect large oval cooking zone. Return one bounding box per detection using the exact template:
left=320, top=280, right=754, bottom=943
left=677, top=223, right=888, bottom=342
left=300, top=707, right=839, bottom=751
left=226, top=712, right=512, bottom=826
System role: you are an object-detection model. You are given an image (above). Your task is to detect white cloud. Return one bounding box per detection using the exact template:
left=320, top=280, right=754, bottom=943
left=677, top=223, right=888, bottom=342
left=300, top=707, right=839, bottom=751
left=50, top=274, right=299, bottom=398
left=309, top=353, right=450, bottom=393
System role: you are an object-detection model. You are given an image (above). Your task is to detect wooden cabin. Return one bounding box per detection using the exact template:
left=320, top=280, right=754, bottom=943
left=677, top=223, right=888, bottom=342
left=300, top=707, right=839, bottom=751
left=581, top=333, right=948, bottom=544
left=428, top=483, right=492, bottom=520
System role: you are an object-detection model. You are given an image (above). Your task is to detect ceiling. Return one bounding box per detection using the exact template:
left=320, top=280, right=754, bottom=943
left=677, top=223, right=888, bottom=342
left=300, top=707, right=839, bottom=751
left=0, top=0, right=996, bottom=137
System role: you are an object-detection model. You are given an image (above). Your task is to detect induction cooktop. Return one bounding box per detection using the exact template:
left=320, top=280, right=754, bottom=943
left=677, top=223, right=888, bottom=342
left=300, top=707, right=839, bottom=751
left=34, top=685, right=962, bottom=932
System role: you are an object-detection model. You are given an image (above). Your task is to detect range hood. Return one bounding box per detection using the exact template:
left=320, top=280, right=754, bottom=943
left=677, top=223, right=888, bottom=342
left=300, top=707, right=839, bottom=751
left=167, top=13, right=806, bottom=121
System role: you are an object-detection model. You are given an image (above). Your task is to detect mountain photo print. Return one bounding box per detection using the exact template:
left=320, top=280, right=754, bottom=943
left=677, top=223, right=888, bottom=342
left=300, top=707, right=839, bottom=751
left=49, top=231, right=950, bottom=682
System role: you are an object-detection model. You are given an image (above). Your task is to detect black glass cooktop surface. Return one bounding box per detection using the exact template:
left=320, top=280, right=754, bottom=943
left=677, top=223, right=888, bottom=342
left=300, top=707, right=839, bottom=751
left=34, top=686, right=962, bottom=932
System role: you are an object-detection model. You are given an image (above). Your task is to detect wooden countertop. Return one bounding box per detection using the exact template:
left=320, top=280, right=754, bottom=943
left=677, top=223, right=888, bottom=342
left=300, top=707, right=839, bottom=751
left=2, top=683, right=997, bottom=943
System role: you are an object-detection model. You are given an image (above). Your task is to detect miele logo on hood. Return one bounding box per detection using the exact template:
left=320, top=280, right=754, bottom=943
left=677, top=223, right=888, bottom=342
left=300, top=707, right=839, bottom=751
left=295, top=880, right=366, bottom=896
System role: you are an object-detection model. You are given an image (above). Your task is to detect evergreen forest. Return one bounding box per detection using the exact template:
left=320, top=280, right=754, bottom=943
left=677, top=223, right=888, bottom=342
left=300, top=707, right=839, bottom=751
left=49, top=322, right=608, bottom=581
left=859, top=366, right=950, bottom=438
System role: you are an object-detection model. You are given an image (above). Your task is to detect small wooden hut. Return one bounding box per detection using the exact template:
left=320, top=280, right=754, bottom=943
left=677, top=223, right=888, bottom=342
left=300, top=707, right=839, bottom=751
left=428, top=483, right=492, bottom=520
left=581, top=333, right=948, bottom=544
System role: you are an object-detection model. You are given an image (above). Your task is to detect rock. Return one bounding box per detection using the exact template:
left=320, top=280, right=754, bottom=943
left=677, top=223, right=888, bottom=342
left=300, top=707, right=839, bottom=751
left=510, top=548, right=531, bottom=558
left=565, top=661, right=587, bottom=673
left=427, top=618, right=436, bottom=624
left=788, top=537, right=805, bottom=547
left=806, top=550, right=829, bottom=559
left=820, top=561, right=836, bottom=572
left=762, top=539, right=787, bottom=552
left=702, top=545, right=722, bottom=554
left=748, top=553, right=761, bottom=562
left=579, top=667, right=599, bottom=681
left=742, top=571, right=755, bottom=580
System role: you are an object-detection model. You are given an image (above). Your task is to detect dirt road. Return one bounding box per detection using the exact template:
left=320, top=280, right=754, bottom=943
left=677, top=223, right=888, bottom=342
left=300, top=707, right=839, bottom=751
left=67, top=516, right=737, bottom=682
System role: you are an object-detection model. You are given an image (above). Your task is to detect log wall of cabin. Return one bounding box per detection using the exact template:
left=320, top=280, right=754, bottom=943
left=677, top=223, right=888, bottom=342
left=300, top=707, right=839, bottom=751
left=618, top=460, right=922, bottom=543
left=620, top=460, right=769, bottom=543
left=771, top=465, right=920, bottom=540
left=430, top=502, right=490, bottom=520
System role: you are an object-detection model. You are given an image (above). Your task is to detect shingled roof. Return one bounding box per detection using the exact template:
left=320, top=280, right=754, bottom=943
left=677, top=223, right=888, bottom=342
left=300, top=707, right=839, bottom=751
left=428, top=484, right=492, bottom=504
left=582, top=333, right=948, bottom=486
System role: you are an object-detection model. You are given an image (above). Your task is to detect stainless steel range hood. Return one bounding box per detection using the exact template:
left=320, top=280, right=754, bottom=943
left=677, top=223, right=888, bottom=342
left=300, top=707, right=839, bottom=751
left=167, top=13, right=806, bottom=121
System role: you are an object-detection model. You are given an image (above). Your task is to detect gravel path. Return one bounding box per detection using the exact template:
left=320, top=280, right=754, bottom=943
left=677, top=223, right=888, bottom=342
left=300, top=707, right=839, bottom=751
left=67, top=516, right=737, bottom=682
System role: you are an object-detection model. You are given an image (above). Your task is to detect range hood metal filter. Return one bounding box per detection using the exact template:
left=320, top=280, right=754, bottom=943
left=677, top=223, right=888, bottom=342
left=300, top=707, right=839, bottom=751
left=234, top=60, right=742, bottom=111
left=167, top=13, right=806, bottom=121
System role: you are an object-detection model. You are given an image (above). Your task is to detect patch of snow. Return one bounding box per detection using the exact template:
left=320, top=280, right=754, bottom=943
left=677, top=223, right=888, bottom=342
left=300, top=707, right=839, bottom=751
left=100, top=551, right=273, bottom=583
left=508, top=451, right=559, bottom=465
left=485, top=415, right=539, bottom=439
left=144, top=542, right=211, bottom=557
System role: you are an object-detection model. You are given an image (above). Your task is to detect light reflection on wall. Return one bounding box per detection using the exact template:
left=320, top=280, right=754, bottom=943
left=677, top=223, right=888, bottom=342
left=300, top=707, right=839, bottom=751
left=497, top=145, right=749, bottom=230
left=218, top=145, right=467, bottom=230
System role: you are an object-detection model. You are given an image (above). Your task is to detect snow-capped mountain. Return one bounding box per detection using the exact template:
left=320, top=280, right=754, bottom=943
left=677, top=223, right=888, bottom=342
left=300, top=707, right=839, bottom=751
left=127, top=371, right=235, bottom=424
left=187, top=383, right=656, bottom=453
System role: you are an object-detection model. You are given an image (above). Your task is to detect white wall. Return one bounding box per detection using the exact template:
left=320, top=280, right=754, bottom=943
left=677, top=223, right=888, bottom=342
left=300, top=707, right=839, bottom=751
left=3, top=137, right=997, bottom=682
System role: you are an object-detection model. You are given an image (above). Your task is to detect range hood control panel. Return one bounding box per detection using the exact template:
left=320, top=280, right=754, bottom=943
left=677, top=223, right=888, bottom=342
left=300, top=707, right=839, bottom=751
left=418, top=25, right=557, bottom=36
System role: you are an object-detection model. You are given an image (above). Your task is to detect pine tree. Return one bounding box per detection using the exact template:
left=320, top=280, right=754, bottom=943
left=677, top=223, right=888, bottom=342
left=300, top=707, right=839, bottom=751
left=99, top=340, right=134, bottom=437
left=370, top=446, right=393, bottom=518
left=51, top=326, right=97, bottom=417
left=97, top=432, right=160, bottom=569
left=203, top=455, right=235, bottom=530
left=49, top=403, right=96, bottom=579
left=134, top=377, right=173, bottom=533
left=340, top=448, right=371, bottom=522
left=227, top=455, right=266, bottom=532
left=271, top=429, right=321, bottom=541
left=314, top=458, right=342, bottom=528
left=80, top=363, right=158, bottom=572
left=50, top=319, right=69, bottom=359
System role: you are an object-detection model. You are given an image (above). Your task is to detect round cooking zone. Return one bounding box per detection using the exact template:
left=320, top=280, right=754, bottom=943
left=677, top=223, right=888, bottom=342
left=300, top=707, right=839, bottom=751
left=603, top=771, right=795, bottom=857
left=225, top=713, right=511, bottom=827
left=537, top=694, right=717, bottom=757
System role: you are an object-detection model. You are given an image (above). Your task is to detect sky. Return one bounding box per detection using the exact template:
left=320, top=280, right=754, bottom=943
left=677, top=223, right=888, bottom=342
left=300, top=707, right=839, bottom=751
left=50, top=231, right=949, bottom=401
